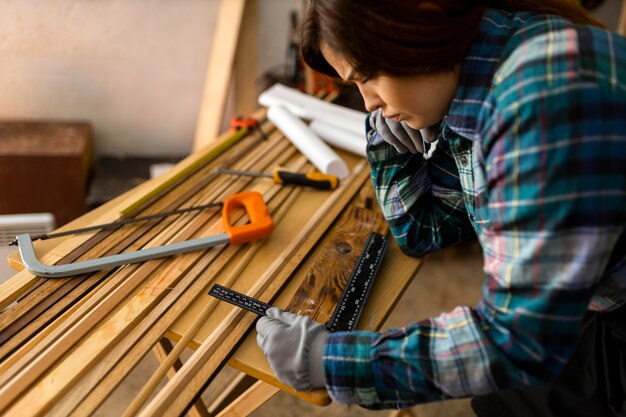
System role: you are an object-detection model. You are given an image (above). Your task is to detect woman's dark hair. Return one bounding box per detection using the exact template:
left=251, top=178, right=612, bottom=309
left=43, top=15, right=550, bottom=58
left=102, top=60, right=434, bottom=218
left=301, top=0, right=605, bottom=78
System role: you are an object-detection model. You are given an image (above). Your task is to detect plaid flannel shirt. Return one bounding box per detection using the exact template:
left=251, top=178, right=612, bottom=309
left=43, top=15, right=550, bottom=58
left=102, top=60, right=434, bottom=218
left=323, top=8, right=626, bottom=408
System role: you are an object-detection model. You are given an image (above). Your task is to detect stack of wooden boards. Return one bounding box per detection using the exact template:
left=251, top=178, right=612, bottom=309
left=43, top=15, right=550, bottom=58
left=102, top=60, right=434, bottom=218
left=0, top=108, right=422, bottom=417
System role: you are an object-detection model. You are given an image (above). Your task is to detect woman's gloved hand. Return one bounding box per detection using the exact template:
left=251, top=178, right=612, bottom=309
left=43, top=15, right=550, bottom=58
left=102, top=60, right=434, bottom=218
left=256, top=307, right=328, bottom=391
left=369, top=108, right=439, bottom=154
left=369, top=108, right=425, bottom=153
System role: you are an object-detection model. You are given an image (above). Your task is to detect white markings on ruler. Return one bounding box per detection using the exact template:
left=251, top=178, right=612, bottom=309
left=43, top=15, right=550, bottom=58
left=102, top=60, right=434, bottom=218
left=208, top=232, right=390, bottom=333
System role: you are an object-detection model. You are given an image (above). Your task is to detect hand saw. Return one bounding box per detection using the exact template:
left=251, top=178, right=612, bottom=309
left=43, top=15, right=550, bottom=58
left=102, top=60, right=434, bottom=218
left=14, top=191, right=273, bottom=278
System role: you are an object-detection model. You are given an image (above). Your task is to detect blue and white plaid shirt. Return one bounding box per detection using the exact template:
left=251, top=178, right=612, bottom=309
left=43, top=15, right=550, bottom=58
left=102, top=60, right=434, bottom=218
left=323, top=8, right=626, bottom=408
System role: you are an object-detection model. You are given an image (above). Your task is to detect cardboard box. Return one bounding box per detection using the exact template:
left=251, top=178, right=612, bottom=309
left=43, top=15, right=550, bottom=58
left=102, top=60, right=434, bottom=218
left=0, top=121, right=92, bottom=226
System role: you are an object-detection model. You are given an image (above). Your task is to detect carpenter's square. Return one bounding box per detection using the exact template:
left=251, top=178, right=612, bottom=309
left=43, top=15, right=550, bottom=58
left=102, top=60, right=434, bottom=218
left=209, top=231, right=390, bottom=332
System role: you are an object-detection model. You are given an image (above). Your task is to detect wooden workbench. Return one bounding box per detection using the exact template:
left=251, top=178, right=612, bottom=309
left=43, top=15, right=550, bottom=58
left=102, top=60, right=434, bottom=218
left=0, top=112, right=423, bottom=417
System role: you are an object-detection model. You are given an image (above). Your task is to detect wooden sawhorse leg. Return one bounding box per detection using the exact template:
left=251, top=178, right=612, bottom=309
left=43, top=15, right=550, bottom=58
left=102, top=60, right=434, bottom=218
left=153, top=338, right=279, bottom=417
left=152, top=338, right=211, bottom=417
left=214, top=381, right=280, bottom=417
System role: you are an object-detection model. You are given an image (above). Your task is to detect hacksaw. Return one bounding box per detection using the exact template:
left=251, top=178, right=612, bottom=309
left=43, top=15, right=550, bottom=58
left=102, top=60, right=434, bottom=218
left=14, top=191, right=273, bottom=278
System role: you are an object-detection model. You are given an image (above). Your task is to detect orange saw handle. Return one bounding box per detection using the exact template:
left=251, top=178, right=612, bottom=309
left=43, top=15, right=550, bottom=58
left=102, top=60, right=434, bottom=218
left=230, top=115, right=259, bottom=131
left=222, top=191, right=273, bottom=245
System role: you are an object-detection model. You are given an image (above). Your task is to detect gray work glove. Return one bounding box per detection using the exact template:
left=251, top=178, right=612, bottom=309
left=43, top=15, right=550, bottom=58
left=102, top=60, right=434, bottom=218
left=256, top=307, right=328, bottom=391
left=369, top=108, right=438, bottom=154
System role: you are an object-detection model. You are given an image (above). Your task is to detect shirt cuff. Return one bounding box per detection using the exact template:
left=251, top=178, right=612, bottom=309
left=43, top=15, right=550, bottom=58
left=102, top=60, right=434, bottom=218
left=323, top=331, right=381, bottom=405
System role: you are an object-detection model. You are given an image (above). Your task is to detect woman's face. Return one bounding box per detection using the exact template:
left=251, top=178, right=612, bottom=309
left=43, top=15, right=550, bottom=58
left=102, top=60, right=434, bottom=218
left=320, top=41, right=460, bottom=129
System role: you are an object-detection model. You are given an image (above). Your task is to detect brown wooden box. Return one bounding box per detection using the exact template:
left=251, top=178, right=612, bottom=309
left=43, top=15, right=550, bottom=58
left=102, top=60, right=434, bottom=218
left=0, top=121, right=92, bottom=227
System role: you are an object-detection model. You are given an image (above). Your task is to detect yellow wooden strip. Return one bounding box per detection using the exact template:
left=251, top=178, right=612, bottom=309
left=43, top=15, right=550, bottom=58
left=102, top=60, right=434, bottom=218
left=121, top=127, right=248, bottom=217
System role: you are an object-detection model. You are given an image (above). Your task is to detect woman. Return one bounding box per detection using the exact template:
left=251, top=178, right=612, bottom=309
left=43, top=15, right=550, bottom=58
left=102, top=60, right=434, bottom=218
left=255, top=1, right=626, bottom=415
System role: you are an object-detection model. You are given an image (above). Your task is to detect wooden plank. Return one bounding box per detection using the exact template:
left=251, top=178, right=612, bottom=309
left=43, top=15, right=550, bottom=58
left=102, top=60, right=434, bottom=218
left=61, top=157, right=308, bottom=417
left=0, top=273, right=103, bottom=362
left=0, top=259, right=172, bottom=413
left=3, top=127, right=290, bottom=376
left=617, top=0, right=626, bottom=36
left=1, top=148, right=231, bottom=319
left=43, top=155, right=337, bottom=416
left=52, top=155, right=304, bottom=417
left=0, top=123, right=294, bottom=414
left=0, top=184, right=224, bottom=362
left=234, top=0, right=259, bottom=117
left=137, top=161, right=370, bottom=416
left=284, top=199, right=388, bottom=320
left=193, top=0, right=248, bottom=150
left=51, top=243, right=243, bottom=417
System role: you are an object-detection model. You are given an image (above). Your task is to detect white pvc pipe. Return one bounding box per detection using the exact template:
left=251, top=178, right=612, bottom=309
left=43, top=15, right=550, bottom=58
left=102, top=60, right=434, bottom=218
left=267, top=105, right=350, bottom=179
left=309, top=119, right=366, bottom=157
left=259, top=83, right=366, bottom=137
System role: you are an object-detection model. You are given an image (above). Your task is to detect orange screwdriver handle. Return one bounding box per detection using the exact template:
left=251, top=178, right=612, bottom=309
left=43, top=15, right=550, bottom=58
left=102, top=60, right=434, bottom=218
left=222, top=191, right=273, bottom=245
left=272, top=170, right=339, bottom=190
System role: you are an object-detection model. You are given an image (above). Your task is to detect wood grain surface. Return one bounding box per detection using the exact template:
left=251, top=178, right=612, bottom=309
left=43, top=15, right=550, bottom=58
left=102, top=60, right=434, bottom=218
left=0, top=105, right=422, bottom=416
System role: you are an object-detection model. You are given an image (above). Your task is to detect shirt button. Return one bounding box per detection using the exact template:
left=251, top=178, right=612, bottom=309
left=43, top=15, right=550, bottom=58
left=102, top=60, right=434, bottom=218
left=460, top=155, right=468, bottom=166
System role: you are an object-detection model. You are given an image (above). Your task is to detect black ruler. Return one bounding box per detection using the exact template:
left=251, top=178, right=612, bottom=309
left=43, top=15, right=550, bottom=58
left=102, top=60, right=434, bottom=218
left=209, top=284, right=273, bottom=317
left=326, top=232, right=390, bottom=332
left=208, top=231, right=390, bottom=332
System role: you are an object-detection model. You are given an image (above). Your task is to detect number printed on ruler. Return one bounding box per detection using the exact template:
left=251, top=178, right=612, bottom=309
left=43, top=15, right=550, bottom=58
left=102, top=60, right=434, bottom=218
left=208, top=284, right=272, bottom=316
left=326, top=232, right=390, bottom=332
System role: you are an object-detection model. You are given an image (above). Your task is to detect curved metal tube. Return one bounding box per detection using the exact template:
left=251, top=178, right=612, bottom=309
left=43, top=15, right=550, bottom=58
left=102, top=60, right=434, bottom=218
left=16, top=233, right=231, bottom=278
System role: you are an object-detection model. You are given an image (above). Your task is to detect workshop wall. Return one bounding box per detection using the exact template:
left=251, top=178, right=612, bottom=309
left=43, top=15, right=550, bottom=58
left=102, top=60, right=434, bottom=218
left=0, top=0, right=620, bottom=157
left=0, top=0, right=300, bottom=157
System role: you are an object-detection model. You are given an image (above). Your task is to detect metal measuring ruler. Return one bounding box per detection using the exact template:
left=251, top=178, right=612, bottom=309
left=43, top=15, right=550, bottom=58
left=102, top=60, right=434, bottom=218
left=208, top=231, right=390, bottom=332
left=209, top=284, right=273, bottom=316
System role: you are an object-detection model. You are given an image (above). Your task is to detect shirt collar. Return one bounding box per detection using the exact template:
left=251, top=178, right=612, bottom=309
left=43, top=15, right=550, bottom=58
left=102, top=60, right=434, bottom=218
left=444, top=8, right=526, bottom=141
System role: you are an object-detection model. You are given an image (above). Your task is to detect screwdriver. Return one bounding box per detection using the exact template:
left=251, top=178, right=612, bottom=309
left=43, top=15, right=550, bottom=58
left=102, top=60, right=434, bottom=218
left=215, top=167, right=339, bottom=190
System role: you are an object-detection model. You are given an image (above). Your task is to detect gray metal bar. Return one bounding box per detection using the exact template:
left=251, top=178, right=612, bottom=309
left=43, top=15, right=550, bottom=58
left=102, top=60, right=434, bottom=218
left=214, top=168, right=272, bottom=179
left=16, top=233, right=231, bottom=278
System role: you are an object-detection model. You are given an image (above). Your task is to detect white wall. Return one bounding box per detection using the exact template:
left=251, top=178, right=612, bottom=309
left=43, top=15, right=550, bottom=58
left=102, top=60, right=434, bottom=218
left=0, top=0, right=620, bottom=157
left=0, top=0, right=301, bottom=157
